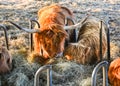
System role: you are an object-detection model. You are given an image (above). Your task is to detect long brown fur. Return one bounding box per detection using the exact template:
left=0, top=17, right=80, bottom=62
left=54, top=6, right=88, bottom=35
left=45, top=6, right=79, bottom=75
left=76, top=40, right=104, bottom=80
left=32, top=4, right=75, bottom=63
left=108, top=57, right=120, bottom=86
left=64, top=16, right=107, bottom=65
left=0, top=46, right=12, bottom=74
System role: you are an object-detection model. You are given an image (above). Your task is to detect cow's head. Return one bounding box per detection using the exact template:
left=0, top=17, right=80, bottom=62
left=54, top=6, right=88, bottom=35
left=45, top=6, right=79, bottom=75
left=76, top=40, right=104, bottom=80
left=35, top=24, right=68, bottom=58
left=0, top=47, right=12, bottom=74
left=64, top=43, right=91, bottom=64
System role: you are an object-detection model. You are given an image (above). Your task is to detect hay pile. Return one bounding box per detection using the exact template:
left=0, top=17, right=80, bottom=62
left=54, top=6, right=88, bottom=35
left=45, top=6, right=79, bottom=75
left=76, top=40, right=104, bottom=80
left=0, top=29, right=96, bottom=86
left=0, top=48, right=95, bottom=86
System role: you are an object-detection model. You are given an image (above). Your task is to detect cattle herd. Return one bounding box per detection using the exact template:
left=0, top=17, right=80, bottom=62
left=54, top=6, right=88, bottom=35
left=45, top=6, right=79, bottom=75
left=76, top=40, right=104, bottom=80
left=0, top=3, right=120, bottom=86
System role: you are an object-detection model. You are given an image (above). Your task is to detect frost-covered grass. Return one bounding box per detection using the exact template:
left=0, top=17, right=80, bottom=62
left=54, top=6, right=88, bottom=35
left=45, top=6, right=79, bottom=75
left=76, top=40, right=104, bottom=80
left=0, top=0, right=120, bottom=86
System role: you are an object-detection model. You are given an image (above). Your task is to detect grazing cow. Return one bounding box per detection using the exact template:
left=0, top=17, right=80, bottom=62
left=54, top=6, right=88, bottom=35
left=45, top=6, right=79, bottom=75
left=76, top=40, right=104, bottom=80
left=8, top=4, right=76, bottom=64
left=0, top=46, right=12, bottom=74
left=63, top=16, right=107, bottom=65
left=108, top=58, right=120, bottom=86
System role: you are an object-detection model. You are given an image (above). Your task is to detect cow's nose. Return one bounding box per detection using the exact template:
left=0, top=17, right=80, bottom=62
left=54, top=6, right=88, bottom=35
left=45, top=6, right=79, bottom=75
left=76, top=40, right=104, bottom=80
left=56, top=52, right=63, bottom=58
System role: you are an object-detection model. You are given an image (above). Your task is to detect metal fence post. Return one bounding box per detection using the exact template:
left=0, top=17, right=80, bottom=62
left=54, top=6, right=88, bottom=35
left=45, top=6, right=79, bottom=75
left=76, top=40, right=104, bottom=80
left=91, top=61, right=108, bottom=86
left=29, top=19, right=40, bottom=52
left=34, top=65, right=52, bottom=86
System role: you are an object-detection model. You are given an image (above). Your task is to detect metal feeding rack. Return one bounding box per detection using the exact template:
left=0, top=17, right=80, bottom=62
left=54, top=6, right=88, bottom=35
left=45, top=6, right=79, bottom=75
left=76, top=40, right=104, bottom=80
left=29, top=18, right=40, bottom=52
left=34, top=65, right=52, bottom=86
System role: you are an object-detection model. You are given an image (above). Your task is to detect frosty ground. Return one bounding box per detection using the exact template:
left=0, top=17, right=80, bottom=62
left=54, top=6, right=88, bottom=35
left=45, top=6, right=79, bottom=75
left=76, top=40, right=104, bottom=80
left=0, top=0, right=120, bottom=86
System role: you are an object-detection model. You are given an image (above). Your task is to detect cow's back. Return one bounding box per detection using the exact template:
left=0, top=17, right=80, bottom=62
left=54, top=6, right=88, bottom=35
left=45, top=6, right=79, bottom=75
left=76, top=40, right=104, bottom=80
left=77, top=16, right=107, bottom=64
left=38, top=4, right=73, bottom=28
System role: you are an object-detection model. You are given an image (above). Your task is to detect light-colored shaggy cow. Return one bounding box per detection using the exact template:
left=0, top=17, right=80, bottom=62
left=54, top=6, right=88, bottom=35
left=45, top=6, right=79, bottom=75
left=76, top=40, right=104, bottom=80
left=63, top=16, right=107, bottom=65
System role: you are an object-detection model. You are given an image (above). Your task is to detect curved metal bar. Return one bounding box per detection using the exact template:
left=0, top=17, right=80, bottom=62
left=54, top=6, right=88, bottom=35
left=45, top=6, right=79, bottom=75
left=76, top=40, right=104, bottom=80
left=91, top=61, right=109, bottom=86
left=65, top=17, right=75, bottom=26
left=34, top=65, right=52, bottom=86
left=30, top=19, right=40, bottom=28
left=65, top=17, right=77, bottom=43
left=7, top=21, right=40, bottom=33
left=0, top=24, right=9, bottom=50
left=29, top=19, right=40, bottom=52
left=101, top=19, right=111, bottom=62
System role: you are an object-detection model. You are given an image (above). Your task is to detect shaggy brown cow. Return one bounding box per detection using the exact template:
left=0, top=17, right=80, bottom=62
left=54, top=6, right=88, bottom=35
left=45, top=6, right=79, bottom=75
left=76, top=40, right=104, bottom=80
left=108, top=58, right=120, bottom=86
left=8, top=4, right=76, bottom=64
left=0, top=46, right=12, bottom=74
left=33, top=4, right=76, bottom=59
left=63, top=16, right=107, bottom=65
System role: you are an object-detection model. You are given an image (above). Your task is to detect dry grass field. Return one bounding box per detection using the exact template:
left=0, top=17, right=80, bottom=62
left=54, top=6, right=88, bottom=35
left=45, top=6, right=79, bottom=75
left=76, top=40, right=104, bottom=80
left=0, top=0, right=120, bottom=86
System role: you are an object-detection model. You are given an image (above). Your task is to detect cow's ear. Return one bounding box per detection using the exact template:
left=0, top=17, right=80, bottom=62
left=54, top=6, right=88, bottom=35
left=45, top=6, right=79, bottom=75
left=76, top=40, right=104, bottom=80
left=85, top=47, right=91, bottom=56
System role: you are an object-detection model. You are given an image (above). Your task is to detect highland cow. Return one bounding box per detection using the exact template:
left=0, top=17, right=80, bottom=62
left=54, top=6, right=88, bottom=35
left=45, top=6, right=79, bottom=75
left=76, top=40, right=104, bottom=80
left=63, top=16, right=107, bottom=65
left=33, top=4, right=75, bottom=59
left=108, top=58, right=120, bottom=86
left=8, top=4, right=76, bottom=64
left=0, top=46, right=12, bottom=74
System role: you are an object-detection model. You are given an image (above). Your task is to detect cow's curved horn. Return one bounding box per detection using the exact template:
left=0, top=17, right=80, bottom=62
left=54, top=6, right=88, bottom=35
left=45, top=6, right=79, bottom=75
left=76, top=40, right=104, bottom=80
left=64, top=15, right=90, bottom=30
left=7, top=21, right=40, bottom=33
left=65, top=17, right=75, bottom=25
